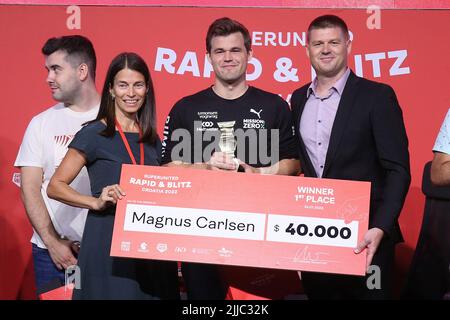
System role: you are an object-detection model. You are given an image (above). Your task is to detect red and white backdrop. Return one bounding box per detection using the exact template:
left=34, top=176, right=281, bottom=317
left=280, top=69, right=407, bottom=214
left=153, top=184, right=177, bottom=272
left=0, top=1, right=449, bottom=299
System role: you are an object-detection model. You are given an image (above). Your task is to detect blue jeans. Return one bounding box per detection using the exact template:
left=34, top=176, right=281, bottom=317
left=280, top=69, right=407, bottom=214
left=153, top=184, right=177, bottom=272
left=32, top=244, right=65, bottom=295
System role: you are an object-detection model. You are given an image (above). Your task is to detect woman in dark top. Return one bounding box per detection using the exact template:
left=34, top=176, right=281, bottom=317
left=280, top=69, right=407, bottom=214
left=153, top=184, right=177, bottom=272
left=47, top=52, right=179, bottom=300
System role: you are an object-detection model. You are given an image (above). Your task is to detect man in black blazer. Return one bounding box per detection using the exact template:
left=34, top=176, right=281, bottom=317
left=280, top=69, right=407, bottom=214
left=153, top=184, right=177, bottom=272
left=291, top=15, right=411, bottom=299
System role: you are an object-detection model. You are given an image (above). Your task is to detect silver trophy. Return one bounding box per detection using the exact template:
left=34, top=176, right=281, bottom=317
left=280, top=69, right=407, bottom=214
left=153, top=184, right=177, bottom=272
left=217, top=121, right=239, bottom=170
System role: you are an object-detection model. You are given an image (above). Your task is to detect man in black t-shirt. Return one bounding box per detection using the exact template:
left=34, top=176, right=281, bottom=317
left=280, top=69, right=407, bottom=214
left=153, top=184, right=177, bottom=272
left=161, top=17, right=300, bottom=300
left=161, top=87, right=299, bottom=168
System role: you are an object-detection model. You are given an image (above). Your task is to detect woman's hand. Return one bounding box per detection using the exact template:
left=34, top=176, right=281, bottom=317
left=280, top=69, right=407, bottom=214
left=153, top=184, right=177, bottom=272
left=92, top=184, right=126, bottom=211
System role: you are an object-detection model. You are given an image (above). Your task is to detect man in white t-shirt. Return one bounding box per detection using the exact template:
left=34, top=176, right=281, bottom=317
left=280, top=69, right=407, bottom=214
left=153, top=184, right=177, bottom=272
left=431, top=109, right=450, bottom=186
left=14, top=35, right=100, bottom=295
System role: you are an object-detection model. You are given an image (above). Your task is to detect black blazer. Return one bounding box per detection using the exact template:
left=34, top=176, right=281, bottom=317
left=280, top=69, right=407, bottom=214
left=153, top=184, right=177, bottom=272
left=291, top=71, right=411, bottom=243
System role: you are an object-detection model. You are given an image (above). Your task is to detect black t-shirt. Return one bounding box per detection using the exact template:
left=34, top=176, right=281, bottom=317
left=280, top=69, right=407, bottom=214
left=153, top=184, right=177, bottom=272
left=161, top=86, right=298, bottom=167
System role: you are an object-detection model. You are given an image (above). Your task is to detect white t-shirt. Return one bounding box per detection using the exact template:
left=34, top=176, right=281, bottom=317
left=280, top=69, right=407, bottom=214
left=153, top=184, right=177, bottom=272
left=15, top=103, right=99, bottom=249
left=433, top=108, right=450, bottom=155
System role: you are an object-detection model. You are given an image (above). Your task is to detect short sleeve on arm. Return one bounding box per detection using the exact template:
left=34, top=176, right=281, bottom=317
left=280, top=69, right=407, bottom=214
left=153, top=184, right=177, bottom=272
left=68, top=124, right=98, bottom=163
left=14, top=116, right=44, bottom=168
left=433, top=109, right=450, bottom=155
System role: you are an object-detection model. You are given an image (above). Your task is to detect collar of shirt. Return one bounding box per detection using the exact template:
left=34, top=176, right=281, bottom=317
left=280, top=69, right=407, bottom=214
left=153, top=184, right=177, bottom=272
left=307, top=68, right=351, bottom=99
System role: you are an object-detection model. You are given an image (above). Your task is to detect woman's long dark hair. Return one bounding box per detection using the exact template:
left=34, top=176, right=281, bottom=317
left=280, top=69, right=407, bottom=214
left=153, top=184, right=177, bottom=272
left=95, top=52, right=157, bottom=144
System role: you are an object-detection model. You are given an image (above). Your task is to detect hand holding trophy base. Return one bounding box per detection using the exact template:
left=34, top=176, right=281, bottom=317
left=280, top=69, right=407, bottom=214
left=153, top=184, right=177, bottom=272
left=215, top=121, right=239, bottom=171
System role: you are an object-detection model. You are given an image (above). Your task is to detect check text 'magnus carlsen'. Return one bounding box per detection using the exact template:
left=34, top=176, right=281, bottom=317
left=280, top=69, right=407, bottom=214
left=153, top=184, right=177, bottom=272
left=132, top=212, right=256, bottom=232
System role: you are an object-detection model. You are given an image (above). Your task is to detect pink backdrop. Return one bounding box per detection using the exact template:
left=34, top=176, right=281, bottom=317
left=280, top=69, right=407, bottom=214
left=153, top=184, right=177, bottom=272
left=1, top=0, right=449, bottom=8
left=0, top=3, right=449, bottom=299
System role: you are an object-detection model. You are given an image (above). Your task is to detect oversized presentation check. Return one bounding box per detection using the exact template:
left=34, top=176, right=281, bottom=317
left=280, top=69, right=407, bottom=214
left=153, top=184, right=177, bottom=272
left=111, top=164, right=370, bottom=275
